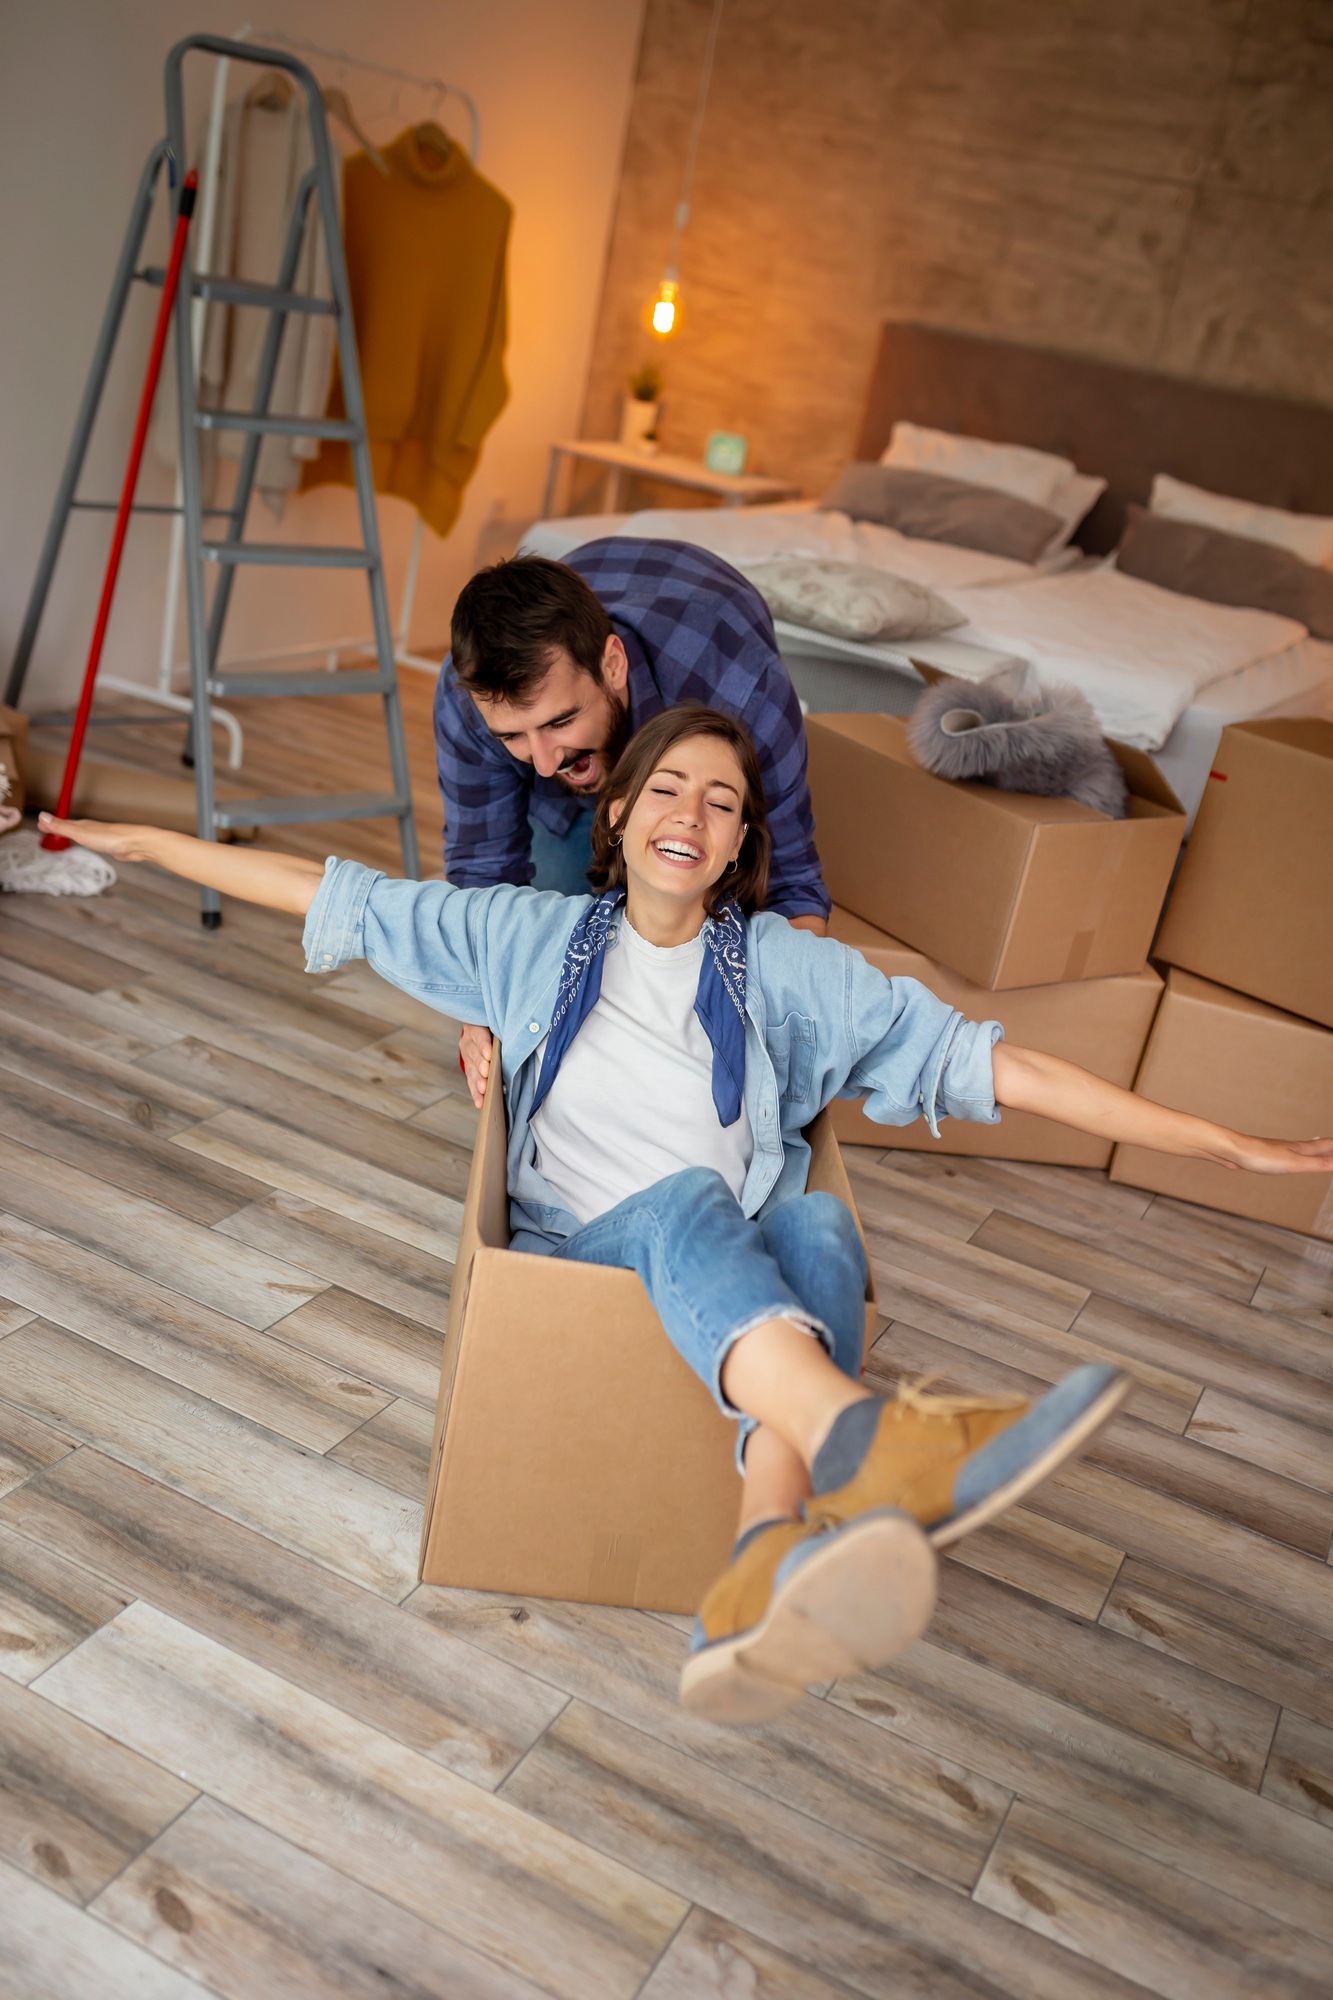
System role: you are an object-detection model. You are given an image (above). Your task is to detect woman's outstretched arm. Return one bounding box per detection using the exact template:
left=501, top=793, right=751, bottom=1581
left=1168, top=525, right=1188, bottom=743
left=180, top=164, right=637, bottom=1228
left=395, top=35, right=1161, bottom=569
left=38, top=814, right=325, bottom=917
left=994, top=1043, right=1333, bottom=1177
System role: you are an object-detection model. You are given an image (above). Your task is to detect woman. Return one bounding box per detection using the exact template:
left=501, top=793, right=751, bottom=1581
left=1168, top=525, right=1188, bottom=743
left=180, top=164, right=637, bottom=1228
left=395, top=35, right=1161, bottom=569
left=42, top=704, right=1332, bottom=1726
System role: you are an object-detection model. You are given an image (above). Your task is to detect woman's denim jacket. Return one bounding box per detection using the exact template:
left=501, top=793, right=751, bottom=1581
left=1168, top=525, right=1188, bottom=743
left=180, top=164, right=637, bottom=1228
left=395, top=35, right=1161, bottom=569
left=304, top=862, right=1004, bottom=1251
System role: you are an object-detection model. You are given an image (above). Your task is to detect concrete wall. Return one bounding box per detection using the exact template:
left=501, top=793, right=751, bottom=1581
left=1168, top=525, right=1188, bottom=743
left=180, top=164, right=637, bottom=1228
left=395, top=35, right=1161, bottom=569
left=582, top=0, right=1333, bottom=500
left=2, top=0, right=643, bottom=707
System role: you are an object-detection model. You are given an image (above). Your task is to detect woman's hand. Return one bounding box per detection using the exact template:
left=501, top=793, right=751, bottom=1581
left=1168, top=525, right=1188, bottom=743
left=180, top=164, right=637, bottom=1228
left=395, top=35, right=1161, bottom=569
left=38, top=814, right=163, bottom=863
left=1220, top=1133, right=1333, bottom=1177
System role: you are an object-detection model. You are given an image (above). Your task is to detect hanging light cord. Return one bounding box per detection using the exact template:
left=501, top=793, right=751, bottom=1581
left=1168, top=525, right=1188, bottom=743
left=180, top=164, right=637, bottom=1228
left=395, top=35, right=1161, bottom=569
left=665, top=0, right=724, bottom=274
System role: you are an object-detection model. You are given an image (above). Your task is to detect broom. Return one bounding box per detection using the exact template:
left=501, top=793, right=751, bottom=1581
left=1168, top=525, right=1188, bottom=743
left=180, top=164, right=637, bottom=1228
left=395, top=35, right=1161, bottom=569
left=1, top=170, right=198, bottom=895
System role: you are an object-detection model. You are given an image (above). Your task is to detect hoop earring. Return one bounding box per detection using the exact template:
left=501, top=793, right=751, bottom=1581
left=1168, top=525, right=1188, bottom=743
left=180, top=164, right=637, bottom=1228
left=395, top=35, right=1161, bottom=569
left=725, top=858, right=738, bottom=872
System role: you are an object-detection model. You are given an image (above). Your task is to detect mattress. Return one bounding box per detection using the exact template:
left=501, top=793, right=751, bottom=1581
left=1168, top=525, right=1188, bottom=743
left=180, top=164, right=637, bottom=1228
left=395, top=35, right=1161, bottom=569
left=944, top=564, right=1308, bottom=750
left=521, top=504, right=1048, bottom=590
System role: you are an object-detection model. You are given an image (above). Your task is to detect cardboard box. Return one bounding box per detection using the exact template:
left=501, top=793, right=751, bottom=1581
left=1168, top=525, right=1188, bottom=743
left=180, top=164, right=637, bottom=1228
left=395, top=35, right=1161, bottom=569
left=1110, top=968, right=1333, bottom=1240
left=1154, top=719, right=1333, bottom=1031
left=805, top=712, right=1185, bottom=989
left=420, top=1061, right=879, bottom=1614
left=828, top=908, right=1163, bottom=1168
left=0, top=705, right=28, bottom=814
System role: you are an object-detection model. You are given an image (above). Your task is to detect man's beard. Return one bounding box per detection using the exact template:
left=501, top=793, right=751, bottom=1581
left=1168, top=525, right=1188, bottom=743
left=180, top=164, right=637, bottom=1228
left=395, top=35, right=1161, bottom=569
left=555, top=690, right=632, bottom=793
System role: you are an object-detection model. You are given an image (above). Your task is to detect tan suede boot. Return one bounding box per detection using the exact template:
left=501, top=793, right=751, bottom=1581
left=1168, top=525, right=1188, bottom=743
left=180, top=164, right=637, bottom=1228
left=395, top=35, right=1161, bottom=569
left=806, top=1365, right=1131, bottom=1549
left=679, top=1511, right=936, bottom=1726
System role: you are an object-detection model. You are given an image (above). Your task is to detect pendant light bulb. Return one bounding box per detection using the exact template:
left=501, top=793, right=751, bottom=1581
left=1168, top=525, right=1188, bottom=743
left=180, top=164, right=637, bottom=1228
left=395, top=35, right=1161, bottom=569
left=650, top=273, right=680, bottom=338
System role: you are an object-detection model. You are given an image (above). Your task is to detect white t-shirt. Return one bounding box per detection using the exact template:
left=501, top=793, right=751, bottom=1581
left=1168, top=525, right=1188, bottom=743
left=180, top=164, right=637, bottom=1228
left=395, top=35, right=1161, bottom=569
left=530, top=917, right=754, bottom=1227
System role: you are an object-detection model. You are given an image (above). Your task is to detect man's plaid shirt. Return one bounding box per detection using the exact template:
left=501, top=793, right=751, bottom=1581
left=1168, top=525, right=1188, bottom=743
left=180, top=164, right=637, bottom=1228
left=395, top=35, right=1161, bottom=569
left=432, top=538, right=830, bottom=919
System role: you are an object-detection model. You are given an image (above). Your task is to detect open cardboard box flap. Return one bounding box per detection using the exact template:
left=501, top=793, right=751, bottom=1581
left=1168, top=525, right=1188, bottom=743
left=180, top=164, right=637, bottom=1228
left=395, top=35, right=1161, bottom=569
left=421, top=1048, right=877, bottom=1612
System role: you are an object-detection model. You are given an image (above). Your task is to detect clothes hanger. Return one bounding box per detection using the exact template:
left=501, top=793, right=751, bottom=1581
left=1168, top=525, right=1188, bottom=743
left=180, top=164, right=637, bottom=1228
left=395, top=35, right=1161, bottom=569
left=246, top=68, right=293, bottom=111
left=322, top=84, right=391, bottom=176
left=412, top=83, right=454, bottom=169
left=412, top=119, right=453, bottom=168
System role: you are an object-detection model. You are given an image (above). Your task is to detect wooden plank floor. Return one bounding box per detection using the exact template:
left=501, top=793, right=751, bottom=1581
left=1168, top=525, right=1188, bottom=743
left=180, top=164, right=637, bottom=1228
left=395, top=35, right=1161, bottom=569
left=3, top=683, right=1333, bottom=1997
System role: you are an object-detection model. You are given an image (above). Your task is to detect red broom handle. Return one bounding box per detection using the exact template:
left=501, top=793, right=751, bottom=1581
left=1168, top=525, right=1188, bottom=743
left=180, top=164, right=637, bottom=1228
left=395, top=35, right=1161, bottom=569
left=42, top=170, right=198, bottom=851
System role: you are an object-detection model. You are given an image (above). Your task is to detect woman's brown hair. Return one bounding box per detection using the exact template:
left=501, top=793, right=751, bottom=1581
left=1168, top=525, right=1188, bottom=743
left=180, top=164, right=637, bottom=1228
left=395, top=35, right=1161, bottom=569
left=588, top=703, right=771, bottom=915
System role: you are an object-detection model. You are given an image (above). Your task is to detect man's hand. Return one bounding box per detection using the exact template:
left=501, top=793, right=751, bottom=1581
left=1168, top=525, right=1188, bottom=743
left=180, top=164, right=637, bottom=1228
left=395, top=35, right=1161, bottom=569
left=459, top=1022, right=494, bottom=1109
left=788, top=914, right=828, bottom=937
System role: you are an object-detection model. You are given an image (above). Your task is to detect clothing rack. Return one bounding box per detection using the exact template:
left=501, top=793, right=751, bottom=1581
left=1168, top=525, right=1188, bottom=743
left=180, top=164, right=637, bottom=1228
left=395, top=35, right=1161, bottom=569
left=116, top=30, right=481, bottom=764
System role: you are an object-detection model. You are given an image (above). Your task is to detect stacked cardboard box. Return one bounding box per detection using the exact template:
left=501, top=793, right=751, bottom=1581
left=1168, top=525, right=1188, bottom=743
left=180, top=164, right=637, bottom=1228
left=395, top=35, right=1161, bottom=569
left=806, top=713, right=1185, bottom=1165
left=0, top=705, right=27, bottom=811
left=1111, top=720, right=1333, bottom=1239
left=828, top=910, right=1162, bottom=1169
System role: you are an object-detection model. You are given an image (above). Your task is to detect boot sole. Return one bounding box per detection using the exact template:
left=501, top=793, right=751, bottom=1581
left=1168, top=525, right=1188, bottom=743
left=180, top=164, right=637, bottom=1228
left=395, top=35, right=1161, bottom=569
left=679, top=1512, right=936, bottom=1726
left=929, top=1371, right=1133, bottom=1551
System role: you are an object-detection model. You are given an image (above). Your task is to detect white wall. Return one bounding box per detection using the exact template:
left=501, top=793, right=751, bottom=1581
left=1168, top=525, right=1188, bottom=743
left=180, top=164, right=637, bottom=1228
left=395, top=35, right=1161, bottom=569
left=0, top=0, right=644, bottom=708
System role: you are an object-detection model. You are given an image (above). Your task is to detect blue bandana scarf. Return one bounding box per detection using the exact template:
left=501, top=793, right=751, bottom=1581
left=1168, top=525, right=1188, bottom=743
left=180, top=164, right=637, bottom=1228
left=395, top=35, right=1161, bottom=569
left=529, top=889, right=749, bottom=1126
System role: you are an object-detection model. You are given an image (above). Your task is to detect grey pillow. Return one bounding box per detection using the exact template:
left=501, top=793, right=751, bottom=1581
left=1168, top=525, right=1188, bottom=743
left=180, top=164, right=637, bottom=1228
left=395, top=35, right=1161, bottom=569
left=819, top=462, right=1063, bottom=563
left=1117, top=505, right=1333, bottom=640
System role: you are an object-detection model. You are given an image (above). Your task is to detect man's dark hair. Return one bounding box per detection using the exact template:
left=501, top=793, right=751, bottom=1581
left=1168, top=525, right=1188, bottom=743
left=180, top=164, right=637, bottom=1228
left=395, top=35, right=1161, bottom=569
left=450, top=555, right=614, bottom=702
left=589, top=703, right=771, bottom=916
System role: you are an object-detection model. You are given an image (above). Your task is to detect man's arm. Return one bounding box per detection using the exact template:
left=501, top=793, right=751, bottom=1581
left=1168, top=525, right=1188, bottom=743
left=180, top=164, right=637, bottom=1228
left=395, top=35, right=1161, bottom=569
left=994, top=1044, right=1333, bottom=1176
left=433, top=660, right=535, bottom=887
left=742, top=673, right=831, bottom=924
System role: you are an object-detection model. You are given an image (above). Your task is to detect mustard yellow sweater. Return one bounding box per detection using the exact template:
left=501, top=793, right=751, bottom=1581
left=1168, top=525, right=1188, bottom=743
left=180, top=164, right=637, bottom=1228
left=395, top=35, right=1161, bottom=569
left=303, top=128, right=510, bottom=538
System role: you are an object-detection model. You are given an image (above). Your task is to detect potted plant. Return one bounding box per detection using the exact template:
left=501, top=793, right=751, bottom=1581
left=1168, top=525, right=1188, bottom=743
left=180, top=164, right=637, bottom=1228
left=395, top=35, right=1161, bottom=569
left=620, top=362, right=663, bottom=452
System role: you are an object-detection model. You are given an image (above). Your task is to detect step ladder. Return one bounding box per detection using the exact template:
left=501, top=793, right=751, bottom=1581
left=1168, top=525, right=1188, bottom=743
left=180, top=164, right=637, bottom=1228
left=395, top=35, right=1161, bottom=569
left=6, top=33, right=420, bottom=925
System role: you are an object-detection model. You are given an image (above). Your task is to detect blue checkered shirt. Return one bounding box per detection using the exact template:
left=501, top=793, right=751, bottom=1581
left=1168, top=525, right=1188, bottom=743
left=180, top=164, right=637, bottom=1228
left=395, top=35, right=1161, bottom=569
left=432, top=538, right=830, bottom=919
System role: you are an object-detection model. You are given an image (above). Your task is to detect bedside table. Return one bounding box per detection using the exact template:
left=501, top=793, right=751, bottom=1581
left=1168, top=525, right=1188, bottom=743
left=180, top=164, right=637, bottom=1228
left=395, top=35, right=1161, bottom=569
left=541, top=439, right=801, bottom=520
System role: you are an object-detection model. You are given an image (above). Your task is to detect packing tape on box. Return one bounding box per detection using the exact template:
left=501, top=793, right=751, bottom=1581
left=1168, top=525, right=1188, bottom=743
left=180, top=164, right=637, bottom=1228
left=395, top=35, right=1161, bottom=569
left=586, top=1530, right=644, bottom=1602
left=1062, top=929, right=1096, bottom=981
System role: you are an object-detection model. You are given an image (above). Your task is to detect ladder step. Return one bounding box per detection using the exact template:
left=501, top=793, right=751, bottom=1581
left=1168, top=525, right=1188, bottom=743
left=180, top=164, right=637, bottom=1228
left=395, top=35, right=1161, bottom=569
left=208, top=670, right=390, bottom=700
left=201, top=542, right=375, bottom=569
left=138, top=266, right=336, bottom=314
left=70, top=499, right=232, bottom=517
left=195, top=412, right=357, bottom=440
left=213, top=791, right=410, bottom=830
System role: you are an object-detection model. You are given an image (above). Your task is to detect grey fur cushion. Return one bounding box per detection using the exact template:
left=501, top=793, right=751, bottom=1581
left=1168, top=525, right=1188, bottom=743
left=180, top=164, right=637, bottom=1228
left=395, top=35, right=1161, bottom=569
left=907, top=665, right=1128, bottom=818
left=820, top=463, right=1064, bottom=563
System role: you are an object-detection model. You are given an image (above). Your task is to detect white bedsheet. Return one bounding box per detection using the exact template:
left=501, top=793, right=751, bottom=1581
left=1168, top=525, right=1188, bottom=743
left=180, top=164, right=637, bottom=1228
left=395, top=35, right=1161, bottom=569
left=522, top=504, right=1041, bottom=591
left=945, top=566, right=1308, bottom=749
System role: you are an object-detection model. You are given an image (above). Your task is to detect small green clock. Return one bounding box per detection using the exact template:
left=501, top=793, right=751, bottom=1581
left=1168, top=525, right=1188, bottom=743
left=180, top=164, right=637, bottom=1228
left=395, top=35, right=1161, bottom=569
left=704, top=431, right=748, bottom=475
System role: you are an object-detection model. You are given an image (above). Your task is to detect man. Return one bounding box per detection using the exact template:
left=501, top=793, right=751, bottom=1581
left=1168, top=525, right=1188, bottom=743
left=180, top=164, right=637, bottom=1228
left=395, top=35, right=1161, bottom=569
left=434, top=538, right=831, bottom=1103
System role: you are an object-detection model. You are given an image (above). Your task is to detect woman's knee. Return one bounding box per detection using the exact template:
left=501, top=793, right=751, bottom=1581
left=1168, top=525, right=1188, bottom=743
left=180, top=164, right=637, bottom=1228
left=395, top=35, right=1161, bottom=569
left=652, top=1165, right=740, bottom=1223
left=796, top=1192, right=867, bottom=1276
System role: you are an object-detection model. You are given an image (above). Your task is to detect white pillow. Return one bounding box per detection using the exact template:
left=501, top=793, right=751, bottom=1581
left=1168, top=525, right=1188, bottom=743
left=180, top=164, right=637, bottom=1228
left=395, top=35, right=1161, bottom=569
left=738, top=557, right=963, bottom=642
left=1150, top=473, right=1333, bottom=570
left=882, top=421, right=1074, bottom=509
left=1046, top=469, right=1107, bottom=550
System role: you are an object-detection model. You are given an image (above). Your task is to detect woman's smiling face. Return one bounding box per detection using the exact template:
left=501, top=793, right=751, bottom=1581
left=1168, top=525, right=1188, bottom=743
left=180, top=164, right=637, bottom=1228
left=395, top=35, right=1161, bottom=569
left=614, top=731, right=748, bottom=904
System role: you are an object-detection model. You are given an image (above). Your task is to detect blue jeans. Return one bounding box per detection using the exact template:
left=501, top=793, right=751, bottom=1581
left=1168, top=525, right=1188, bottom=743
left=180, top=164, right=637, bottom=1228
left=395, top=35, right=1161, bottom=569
left=537, top=1167, right=867, bottom=1466
left=529, top=803, right=596, bottom=896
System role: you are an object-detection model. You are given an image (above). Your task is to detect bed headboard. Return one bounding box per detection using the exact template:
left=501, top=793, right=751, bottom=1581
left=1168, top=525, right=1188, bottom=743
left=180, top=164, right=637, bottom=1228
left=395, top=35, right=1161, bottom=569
left=854, top=323, right=1333, bottom=555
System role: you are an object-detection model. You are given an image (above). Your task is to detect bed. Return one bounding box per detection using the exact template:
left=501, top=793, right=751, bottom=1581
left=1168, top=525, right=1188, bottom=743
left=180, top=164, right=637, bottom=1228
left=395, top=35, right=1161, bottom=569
left=523, top=324, right=1333, bottom=821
